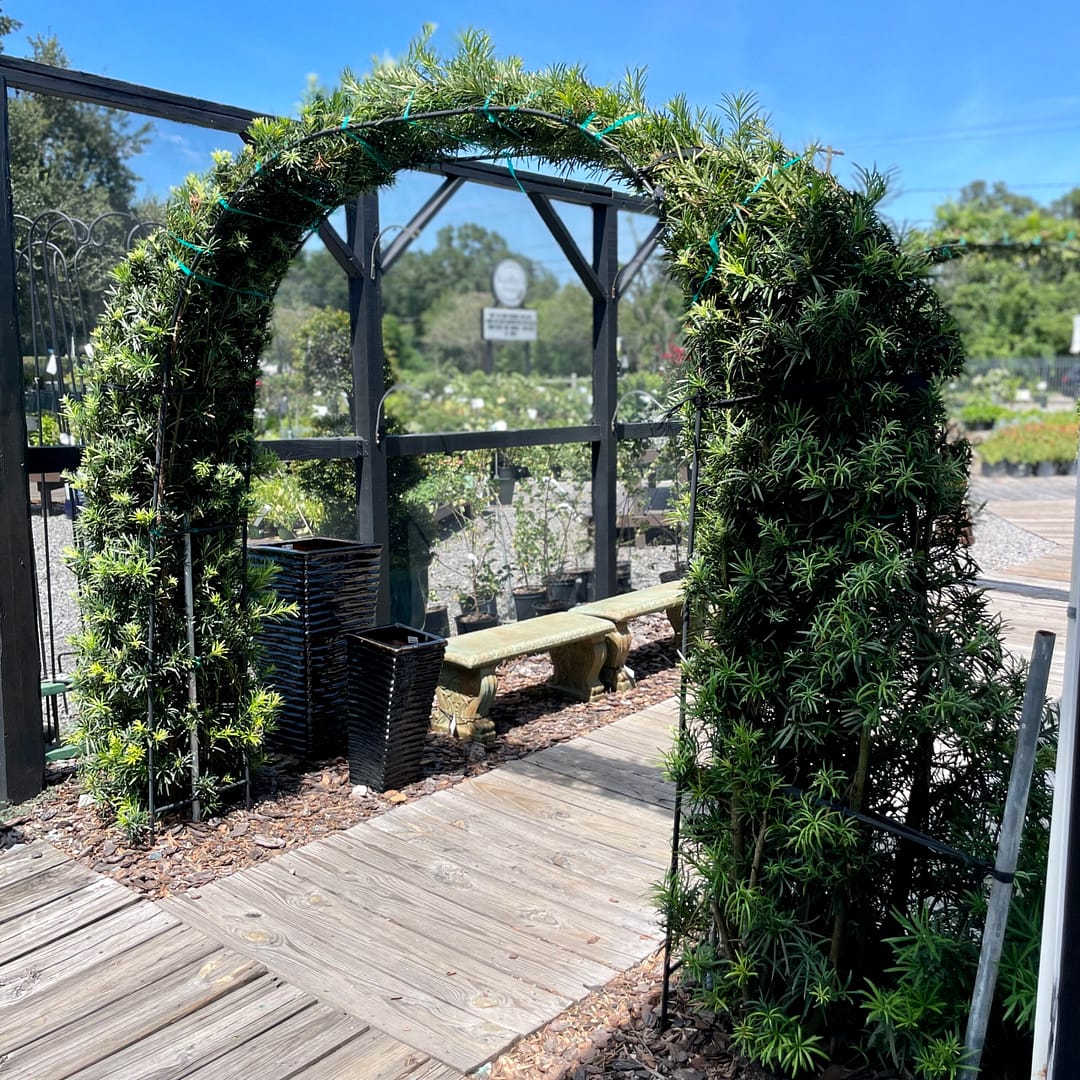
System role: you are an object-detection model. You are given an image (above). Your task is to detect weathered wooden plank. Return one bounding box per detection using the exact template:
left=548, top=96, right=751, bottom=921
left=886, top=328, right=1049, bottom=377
left=0, top=901, right=176, bottom=1007
left=68, top=977, right=312, bottom=1080
left=163, top=881, right=520, bottom=1072
left=211, top=868, right=561, bottom=1030
left=0, top=840, right=70, bottom=888
left=0, top=858, right=96, bottom=924
left=273, top=839, right=614, bottom=997
left=363, top=812, right=660, bottom=962
left=296, top=1031, right=464, bottom=1080
left=491, top=758, right=673, bottom=849
left=394, top=786, right=664, bottom=906
left=181, top=1000, right=372, bottom=1080
left=579, top=721, right=671, bottom=759
left=221, top=852, right=576, bottom=1027
left=418, top=773, right=670, bottom=867
left=526, top=739, right=676, bottom=807
left=0, top=875, right=140, bottom=965
left=0, top=947, right=265, bottom=1078
left=0, top=922, right=215, bottom=1052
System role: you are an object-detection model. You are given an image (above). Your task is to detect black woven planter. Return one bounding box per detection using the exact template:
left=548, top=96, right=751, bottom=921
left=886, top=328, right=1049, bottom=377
left=345, top=624, right=447, bottom=792
left=248, top=537, right=382, bottom=759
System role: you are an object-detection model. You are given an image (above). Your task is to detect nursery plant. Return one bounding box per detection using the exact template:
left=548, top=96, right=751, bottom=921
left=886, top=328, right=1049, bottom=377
left=63, top=27, right=1050, bottom=1075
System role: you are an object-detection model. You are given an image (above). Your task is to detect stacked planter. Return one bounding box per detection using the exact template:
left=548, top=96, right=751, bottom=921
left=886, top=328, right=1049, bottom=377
left=345, top=624, right=447, bottom=791
left=248, top=537, right=382, bottom=758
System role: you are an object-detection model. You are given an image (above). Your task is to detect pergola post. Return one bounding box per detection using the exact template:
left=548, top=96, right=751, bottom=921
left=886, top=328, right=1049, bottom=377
left=347, top=193, right=391, bottom=624
left=0, top=79, right=43, bottom=803
left=591, top=204, right=619, bottom=600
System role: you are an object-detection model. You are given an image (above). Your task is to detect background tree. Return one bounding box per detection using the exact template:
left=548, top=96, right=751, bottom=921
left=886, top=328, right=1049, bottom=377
left=914, top=181, right=1080, bottom=358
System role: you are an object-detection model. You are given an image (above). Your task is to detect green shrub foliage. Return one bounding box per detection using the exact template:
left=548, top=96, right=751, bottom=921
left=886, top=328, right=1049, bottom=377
left=660, top=120, right=1053, bottom=1076
left=65, top=29, right=1049, bottom=1074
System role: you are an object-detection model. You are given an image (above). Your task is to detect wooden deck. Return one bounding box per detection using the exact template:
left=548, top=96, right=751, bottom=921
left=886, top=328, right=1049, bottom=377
left=162, top=701, right=677, bottom=1074
left=972, top=475, right=1075, bottom=697
left=0, top=841, right=462, bottom=1079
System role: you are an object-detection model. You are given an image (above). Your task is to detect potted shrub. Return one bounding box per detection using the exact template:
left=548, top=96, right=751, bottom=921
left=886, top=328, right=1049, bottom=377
left=511, top=445, right=588, bottom=611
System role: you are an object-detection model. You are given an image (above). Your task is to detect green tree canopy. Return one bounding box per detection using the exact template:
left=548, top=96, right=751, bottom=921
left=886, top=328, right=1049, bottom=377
left=914, top=180, right=1080, bottom=358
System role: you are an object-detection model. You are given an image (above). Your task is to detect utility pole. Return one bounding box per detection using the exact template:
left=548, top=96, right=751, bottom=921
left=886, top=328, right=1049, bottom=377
left=821, top=146, right=844, bottom=175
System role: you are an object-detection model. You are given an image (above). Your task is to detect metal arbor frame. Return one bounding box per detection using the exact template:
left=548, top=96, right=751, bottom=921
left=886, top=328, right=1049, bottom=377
left=0, top=55, right=677, bottom=803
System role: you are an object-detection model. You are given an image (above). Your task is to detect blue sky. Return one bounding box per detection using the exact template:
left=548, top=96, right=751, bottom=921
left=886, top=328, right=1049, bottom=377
left=12, top=1, right=1080, bottom=275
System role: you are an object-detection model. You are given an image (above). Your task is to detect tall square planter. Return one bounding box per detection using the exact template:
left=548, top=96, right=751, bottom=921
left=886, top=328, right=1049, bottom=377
left=345, top=624, right=447, bottom=792
left=248, top=537, right=382, bottom=758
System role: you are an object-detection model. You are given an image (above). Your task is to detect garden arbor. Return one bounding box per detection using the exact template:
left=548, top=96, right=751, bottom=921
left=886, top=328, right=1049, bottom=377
left=0, top=33, right=1067, bottom=1078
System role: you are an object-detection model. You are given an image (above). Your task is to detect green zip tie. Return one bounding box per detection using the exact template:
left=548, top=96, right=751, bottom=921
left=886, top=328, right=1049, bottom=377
left=172, top=259, right=270, bottom=300
left=596, top=112, right=641, bottom=140
left=402, top=91, right=415, bottom=120
left=578, top=111, right=599, bottom=138
left=691, top=154, right=804, bottom=304
left=218, top=197, right=310, bottom=230
left=168, top=233, right=208, bottom=255
left=480, top=93, right=521, bottom=138
left=341, top=115, right=391, bottom=170
left=509, top=90, right=539, bottom=112
left=503, top=152, right=527, bottom=196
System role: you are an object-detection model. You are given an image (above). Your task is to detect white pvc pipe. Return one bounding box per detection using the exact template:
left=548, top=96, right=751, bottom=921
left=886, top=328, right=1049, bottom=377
left=1031, top=456, right=1080, bottom=1079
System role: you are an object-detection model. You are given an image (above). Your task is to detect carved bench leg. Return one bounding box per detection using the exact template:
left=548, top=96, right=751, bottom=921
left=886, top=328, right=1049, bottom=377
left=548, top=636, right=607, bottom=702
left=434, top=663, right=498, bottom=745
left=666, top=602, right=684, bottom=643
left=598, top=619, right=634, bottom=692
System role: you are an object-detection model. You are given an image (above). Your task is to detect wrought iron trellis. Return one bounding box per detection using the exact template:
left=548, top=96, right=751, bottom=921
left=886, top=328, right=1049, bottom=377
left=15, top=209, right=155, bottom=746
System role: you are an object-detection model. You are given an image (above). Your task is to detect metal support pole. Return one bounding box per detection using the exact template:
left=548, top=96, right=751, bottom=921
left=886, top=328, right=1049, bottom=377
left=591, top=204, right=618, bottom=600
left=347, top=194, right=389, bottom=623
left=964, top=629, right=1055, bottom=1073
left=660, top=392, right=704, bottom=1027
left=0, top=76, right=45, bottom=803
left=182, top=520, right=201, bottom=822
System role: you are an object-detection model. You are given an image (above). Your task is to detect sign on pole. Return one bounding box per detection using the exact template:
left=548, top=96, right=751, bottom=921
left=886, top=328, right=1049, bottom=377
left=482, top=307, right=538, bottom=342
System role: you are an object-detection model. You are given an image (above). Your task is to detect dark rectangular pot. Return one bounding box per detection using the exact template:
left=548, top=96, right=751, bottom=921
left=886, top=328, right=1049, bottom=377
left=248, top=537, right=382, bottom=759
left=345, top=624, right=447, bottom=792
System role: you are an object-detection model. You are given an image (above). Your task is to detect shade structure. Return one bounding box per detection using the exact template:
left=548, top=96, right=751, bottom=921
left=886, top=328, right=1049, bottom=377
left=249, top=537, right=382, bottom=758
left=346, top=624, right=447, bottom=792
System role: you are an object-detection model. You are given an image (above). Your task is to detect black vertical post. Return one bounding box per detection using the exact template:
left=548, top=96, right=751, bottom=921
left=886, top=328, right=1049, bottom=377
left=591, top=204, right=618, bottom=600
left=0, top=79, right=44, bottom=803
left=347, top=193, right=391, bottom=624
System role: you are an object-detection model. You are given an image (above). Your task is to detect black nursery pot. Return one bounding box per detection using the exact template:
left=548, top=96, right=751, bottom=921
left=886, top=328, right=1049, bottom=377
left=345, top=624, right=447, bottom=792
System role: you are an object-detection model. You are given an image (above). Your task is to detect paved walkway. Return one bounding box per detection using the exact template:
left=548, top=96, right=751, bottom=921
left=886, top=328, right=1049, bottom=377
left=0, top=700, right=678, bottom=1077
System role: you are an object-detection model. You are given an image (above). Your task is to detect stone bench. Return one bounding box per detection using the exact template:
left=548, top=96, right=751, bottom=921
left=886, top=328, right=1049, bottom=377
left=434, top=611, right=614, bottom=745
left=575, top=581, right=684, bottom=692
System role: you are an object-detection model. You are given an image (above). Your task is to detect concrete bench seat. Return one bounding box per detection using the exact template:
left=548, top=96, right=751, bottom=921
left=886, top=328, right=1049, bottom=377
left=575, top=581, right=684, bottom=692
left=434, top=611, right=614, bottom=744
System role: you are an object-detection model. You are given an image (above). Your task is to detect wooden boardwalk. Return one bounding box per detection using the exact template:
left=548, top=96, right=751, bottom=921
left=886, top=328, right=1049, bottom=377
left=972, top=475, right=1075, bottom=697
left=0, top=841, right=461, bottom=1079
left=162, top=701, right=676, bottom=1073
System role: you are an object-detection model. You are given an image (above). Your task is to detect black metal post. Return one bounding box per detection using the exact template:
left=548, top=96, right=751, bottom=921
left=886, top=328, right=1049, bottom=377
left=0, top=77, right=44, bottom=803
left=347, top=193, right=390, bottom=623
left=591, top=204, right=618, bottom=600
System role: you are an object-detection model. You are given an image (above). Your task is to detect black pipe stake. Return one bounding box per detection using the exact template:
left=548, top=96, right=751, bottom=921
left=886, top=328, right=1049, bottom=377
left=660, top=388, right=705, bottom=1028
